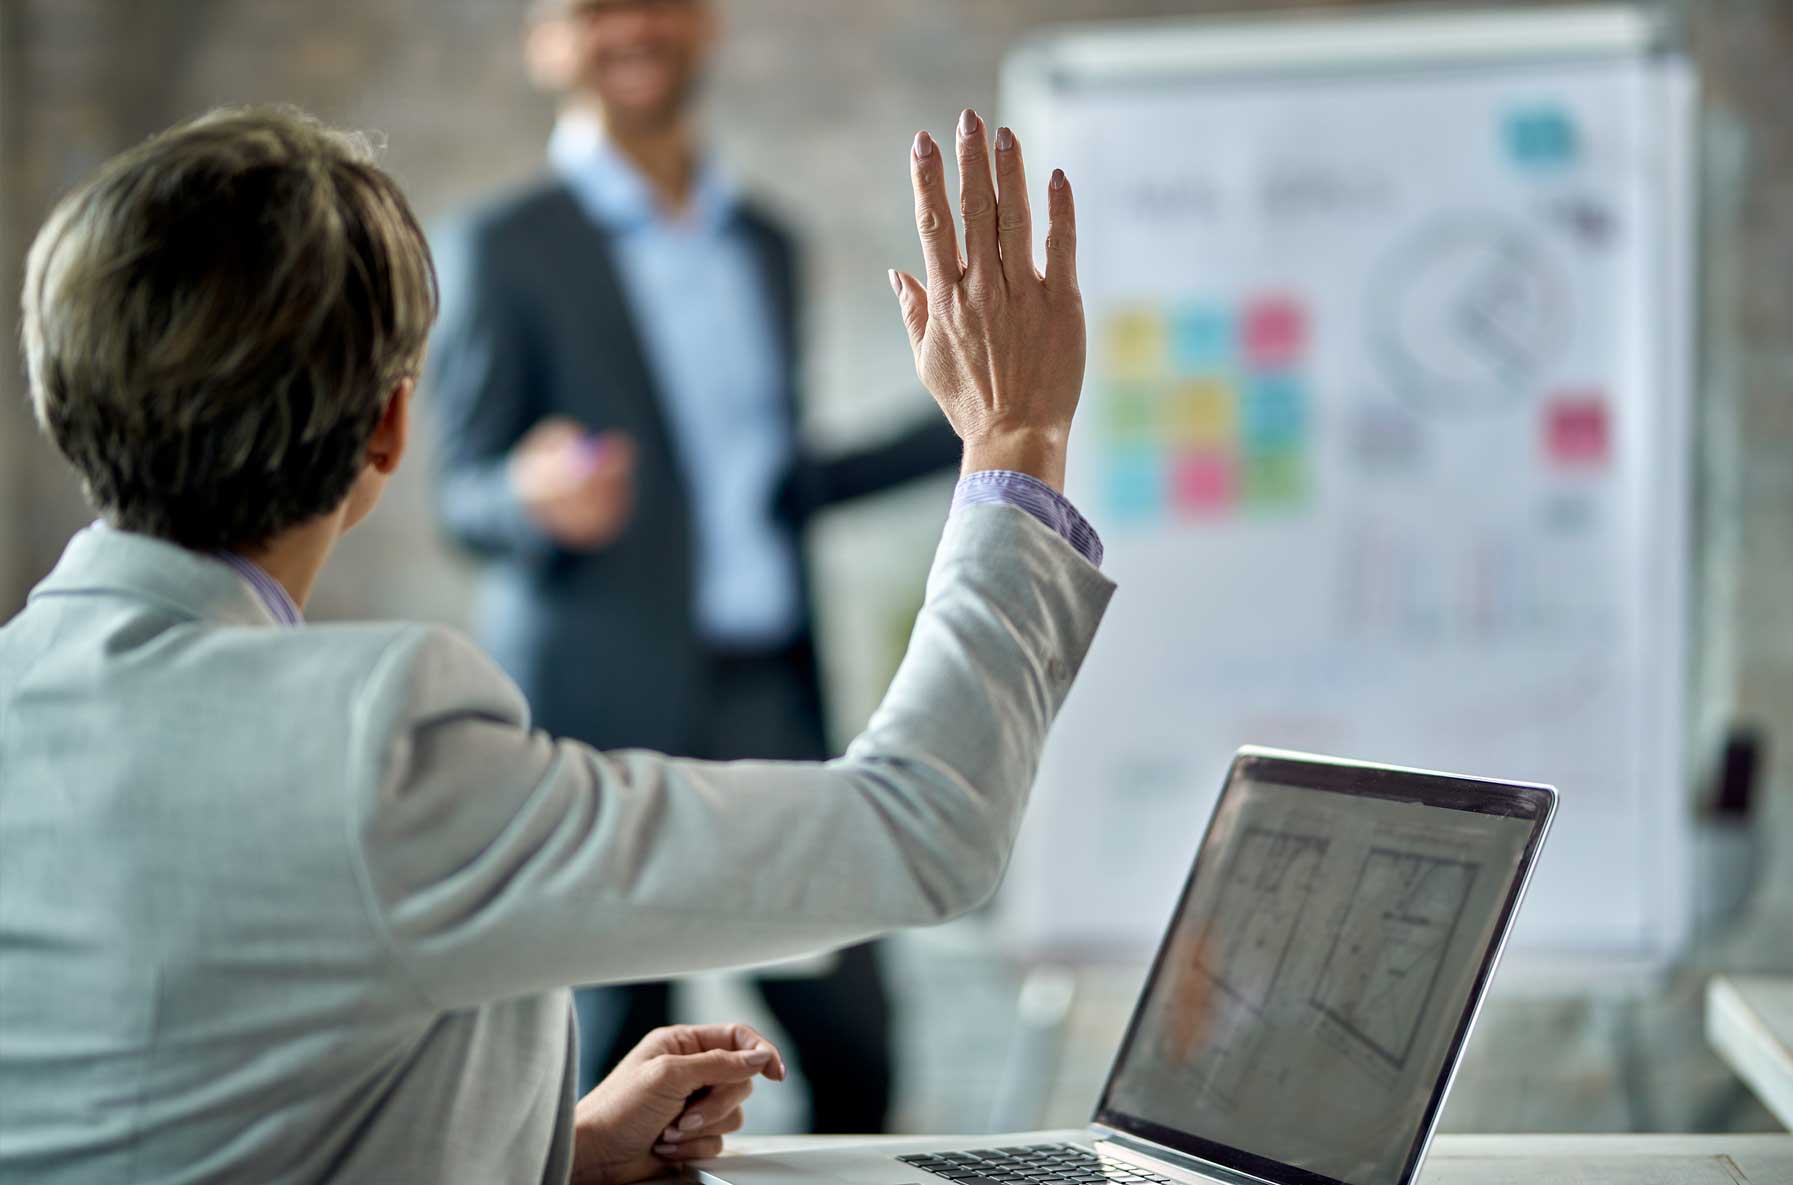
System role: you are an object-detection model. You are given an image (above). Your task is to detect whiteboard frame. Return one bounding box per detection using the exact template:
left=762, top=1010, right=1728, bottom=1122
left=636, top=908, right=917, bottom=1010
left=999, top=4, right=1698, bottom=966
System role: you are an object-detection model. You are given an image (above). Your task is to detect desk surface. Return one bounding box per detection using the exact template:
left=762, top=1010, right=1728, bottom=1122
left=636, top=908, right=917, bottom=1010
left=711, top=1133, right=1793, bottom=1183
left=1709, top=974, right=1793, bottom=1129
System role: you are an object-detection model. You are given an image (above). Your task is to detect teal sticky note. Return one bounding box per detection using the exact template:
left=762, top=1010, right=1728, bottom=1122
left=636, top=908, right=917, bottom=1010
left=1171, top=305, right=1233, bottom=372
left=1104, top=444, right=1164, bottom=522
left=1242, top=372, right=1308, bottom=451
left=1505, top=106, right=1578, bottom=170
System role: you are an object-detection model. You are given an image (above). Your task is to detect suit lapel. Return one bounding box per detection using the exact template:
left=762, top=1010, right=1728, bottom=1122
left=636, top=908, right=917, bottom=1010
left=732, top=206, right=801, bottom=426
left=536, top=181, right=804, bottom=509
left=535, top=182, right=689, bottom=484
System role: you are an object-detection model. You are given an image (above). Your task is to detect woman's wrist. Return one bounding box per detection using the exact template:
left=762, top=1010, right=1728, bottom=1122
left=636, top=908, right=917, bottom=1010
left=961, top=426, right=1069, bottom=492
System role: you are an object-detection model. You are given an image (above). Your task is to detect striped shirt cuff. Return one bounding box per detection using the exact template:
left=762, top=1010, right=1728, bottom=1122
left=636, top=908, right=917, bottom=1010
left=950, top=470, right=1104, bottom=568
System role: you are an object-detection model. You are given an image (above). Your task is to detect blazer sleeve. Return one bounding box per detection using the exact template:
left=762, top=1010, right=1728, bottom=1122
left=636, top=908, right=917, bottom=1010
left=344, top=504, right=1115, bottom=1012
left=424, top=220, right=557, bottom=564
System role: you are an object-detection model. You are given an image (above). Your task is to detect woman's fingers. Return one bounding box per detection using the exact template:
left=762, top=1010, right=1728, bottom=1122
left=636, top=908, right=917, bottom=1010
left=1044, top=168, right=1078, bottom=292
left=654, top=1134, right=728, bottom=1162
left=890, top=269, right=929, bottom=356
left=956, top=109, right=1000, bottom=289
left=656, top=1022, right=787, bottom=1082
left=911, top=131, right=961, bottom=295
left=992, top=125, right=1035, bottom=288
left=660, top=1103, right=746, bottom=1147
left=651, top=1045, right=774, bottom=1100
left=661, top=1080, right=754, bottom=1144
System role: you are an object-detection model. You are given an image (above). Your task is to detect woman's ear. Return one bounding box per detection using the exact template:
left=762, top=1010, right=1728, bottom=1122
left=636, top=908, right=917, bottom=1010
left=368, top=378, right=413, bottom=476
left=340, top=379, right=414, bottom=533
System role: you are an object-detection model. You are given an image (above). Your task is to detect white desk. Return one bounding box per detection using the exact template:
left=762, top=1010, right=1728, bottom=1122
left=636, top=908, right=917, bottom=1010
left=1709, top=975, right=1793, bottom=1130
left=709, top=1134, right=1793, bottom=1183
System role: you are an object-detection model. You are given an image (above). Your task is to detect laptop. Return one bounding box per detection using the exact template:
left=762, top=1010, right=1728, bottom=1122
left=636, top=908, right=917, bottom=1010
left=697, top=746, right=1557, bottom=1185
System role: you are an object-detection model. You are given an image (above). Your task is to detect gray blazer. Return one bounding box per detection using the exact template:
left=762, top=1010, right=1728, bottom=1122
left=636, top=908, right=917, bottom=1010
left=0, top=506, right=1112, bottom=1184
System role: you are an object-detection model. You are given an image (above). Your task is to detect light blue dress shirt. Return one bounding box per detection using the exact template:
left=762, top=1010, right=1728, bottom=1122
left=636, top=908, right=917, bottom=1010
left=549, top=117, right=801, bottom=648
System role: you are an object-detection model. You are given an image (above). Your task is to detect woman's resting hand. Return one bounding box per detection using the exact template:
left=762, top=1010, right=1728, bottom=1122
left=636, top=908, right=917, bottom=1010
left=571, top=1023, right=787, bottom=1185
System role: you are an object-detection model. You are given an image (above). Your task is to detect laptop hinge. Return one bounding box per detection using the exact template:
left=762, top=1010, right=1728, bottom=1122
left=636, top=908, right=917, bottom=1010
left=1088, top=1128, right=1282, bottom=1185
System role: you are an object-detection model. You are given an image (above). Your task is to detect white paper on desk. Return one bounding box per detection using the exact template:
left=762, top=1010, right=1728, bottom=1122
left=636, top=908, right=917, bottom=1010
left=1419, top=1155, right=1750, bottom=1184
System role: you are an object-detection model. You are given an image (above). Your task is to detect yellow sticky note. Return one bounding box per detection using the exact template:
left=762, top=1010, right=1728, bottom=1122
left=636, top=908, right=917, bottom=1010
left=1167, top=378, right=1236, bottom=447
left=1106, top=309, right=1167, bottom=380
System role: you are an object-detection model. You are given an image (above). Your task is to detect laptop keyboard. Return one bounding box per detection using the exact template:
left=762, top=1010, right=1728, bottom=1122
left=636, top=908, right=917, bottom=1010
left=897, top=1144, right=1176, bottom=1185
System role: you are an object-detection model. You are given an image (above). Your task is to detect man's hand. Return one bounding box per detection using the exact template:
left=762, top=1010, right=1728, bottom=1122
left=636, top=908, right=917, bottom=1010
left=508, top=417, right=637, bottom=549
left=891, top=110, right=1085, bottom=492
left=572, top=1023, right=787, bottom=1185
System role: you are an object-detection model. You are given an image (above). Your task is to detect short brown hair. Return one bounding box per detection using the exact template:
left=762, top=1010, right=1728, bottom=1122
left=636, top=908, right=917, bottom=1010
left=21, top=106, right=438, bottom=552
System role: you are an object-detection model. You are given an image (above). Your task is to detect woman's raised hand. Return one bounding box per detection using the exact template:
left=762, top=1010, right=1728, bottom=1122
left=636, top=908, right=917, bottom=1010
left=891, top=109, right=1086, bottom=491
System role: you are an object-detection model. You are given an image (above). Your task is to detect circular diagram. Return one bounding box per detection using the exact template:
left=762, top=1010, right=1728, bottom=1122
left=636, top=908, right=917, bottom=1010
left=1369, top=214, right=1569, bottom=415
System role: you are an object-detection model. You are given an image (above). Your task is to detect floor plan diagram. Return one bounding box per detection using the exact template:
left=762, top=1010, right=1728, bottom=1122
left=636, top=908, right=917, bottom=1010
left=1193, top=826, right=1331, bottom=1012
left=1311, top=848, right=1482, bottom=1069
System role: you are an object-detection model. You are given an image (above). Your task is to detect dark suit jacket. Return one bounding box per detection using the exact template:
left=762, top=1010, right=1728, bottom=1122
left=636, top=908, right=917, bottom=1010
left=427, top=179, right=958, bottom=755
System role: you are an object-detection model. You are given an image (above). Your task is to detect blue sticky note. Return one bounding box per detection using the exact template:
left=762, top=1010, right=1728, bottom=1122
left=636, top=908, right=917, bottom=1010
left=1505, top=106, right=1578, bottom=170
left=1171, top=305, right=1233, bottom=372
left=1242, top=372, right=1308, bottom=451
left=1104, top=445, right=1164, bottom=522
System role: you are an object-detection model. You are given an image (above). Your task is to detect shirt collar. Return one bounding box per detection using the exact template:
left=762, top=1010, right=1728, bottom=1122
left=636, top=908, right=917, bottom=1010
left=31, top=522, right=296, bottom=631
left=215, top=551, right=305, bottom=627
left=547, top=109, right=740, bottom=235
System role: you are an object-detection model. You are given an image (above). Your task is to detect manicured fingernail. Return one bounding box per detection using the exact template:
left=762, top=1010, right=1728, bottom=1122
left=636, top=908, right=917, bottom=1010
left=888, top=269, right=901, bottom=297
left=959, top=108, right=978, bottom=137
left=1051, top=168, right=1067, bottom=190
left=680, top=1111, right=706, bottom=1132
left=744, top=1049, right=773, bottom=1066
left=655, top=1145, right=678, bottom=1158
left=913, top=131, right=933, bottom=159
left=995, top=126, right=1014, bottom=151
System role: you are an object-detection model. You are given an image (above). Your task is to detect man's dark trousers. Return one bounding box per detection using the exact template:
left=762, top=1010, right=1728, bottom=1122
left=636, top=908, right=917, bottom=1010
left=572, top=642, right=893, bottom=1133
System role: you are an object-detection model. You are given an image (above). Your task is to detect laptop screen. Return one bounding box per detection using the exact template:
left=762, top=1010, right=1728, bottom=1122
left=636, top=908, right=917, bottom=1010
left=1094, top=749, right=1553, bottom=1185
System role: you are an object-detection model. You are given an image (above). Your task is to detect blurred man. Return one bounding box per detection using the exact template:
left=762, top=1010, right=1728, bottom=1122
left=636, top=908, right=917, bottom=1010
left=428, top=0, right=959, bottom=1131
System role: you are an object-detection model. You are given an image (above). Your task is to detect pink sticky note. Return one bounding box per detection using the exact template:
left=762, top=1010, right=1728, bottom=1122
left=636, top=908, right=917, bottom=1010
left=1244, top=296, right=1307, bottom=368
left=1172, top=452, right=1236, bottom=516
left=1545, top=395, right=1610, bottom=468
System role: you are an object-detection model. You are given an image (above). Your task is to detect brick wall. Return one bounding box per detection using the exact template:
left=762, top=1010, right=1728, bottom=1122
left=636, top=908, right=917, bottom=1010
left=3, top=0, right=1790, bottom=894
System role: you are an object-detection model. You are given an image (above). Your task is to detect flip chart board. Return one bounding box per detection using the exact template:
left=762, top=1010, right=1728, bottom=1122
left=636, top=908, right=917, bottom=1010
left=998, top=6, right=1695, bottom=960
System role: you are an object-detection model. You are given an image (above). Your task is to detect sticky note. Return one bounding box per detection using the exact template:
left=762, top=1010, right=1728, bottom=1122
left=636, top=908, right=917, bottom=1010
left=1544, top=393, right=1610, bottom=468
left=1106, top=309, right=1167, bottom=380
left=1505, top=106, right=1578, bottom=170
left=1172, top=305, right=1233, bottom=372
left=1104, top=384, right=1159, bottom=442
left=1243, top=296, right=1307, bottom=368
left=1243, top=450, right=1307, bottom=508
left=1172, top=451, right=1237, bottom=517
left=1242, top=372, right=1308, bottom=451
left=1105, top=445, right=1165, bottom=522
left=1167, top=379, right=1236, bottom=447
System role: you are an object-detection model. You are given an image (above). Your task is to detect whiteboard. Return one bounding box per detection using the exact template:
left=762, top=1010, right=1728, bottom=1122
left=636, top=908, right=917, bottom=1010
left=998, top=6, right=1695, bottom=962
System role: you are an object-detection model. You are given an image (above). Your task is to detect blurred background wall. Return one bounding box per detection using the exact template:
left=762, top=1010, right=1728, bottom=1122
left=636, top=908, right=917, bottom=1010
left=2, top=0, right=1791, bottom=1136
